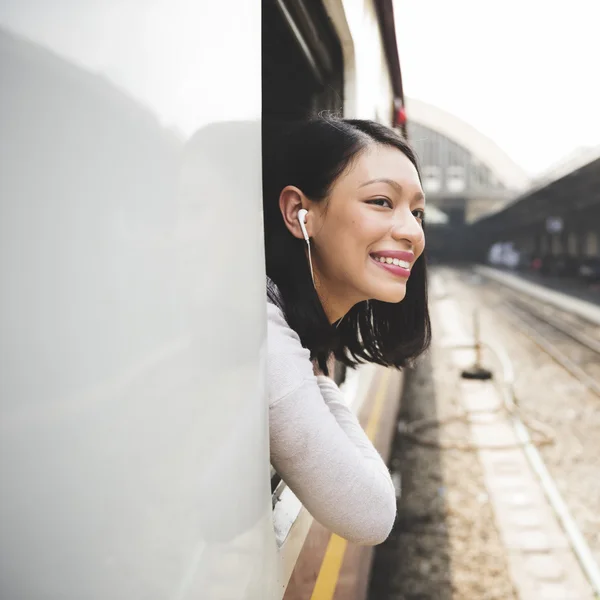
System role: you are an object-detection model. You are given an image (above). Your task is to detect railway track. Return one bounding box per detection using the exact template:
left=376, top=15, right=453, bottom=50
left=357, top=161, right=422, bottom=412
left=447, top=267, right=600, bottom=598
left=495, top=284, right=600, bottom=398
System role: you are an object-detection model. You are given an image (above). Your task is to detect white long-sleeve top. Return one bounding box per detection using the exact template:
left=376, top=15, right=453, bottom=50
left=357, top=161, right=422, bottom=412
left=267, top=296, right=397, bottom=546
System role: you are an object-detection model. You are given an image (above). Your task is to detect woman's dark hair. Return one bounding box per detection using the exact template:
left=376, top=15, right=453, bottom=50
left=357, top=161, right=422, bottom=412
left=262, top=114, right=431, bottom=375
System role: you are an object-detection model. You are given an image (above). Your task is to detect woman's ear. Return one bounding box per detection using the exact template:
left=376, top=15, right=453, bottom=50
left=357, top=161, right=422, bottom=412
left=279, top=186, right=310, bottom=240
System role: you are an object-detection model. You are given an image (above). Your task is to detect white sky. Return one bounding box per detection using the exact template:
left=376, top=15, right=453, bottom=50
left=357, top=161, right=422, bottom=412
left=394, top=0, right=600, bottom=177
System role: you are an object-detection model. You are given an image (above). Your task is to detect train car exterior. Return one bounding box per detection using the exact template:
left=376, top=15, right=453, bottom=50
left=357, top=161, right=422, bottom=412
left=0, top=2, right=278, bottom=598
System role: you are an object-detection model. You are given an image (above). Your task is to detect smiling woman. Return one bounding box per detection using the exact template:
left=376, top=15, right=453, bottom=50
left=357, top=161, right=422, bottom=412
left=262, top=115, right=431, bottom=545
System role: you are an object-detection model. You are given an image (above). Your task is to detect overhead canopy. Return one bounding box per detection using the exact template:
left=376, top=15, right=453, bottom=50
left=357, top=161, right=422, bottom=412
left=470, top=155, right=600, bottom=234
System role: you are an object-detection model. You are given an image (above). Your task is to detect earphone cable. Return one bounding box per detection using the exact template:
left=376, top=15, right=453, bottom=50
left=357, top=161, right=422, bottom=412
left=306, top=239, right=315, bottom=285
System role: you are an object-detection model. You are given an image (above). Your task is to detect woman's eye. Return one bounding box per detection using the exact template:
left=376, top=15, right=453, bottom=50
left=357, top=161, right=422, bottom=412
left=413, top=209, right=426, bottom=221
left=368, top=198, right=392, bottom=209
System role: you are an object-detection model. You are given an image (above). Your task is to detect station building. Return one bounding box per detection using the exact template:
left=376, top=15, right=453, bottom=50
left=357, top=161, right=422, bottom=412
left=403, top=98, right=529, bottom=261
left=468, top=147, right=600, bottom=272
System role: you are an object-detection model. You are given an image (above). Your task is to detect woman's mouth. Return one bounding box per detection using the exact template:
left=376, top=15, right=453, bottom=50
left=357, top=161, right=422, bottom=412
left=369, top=252, right=413, bottom=278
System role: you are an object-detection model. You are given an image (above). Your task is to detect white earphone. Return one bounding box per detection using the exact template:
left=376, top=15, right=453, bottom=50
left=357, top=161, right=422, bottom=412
left=297, top=208, right=309, bottom=242
left=297, top=208, right=342, bottom=328
left=297, top=208, right=314, bottom=285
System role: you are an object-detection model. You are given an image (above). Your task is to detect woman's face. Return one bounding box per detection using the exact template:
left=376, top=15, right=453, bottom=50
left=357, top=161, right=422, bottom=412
left=309, top=143, right=425, bottom=311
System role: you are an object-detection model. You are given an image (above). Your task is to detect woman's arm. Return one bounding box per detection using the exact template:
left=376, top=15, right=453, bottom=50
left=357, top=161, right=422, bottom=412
left=268, top=303, right=396, bottom=546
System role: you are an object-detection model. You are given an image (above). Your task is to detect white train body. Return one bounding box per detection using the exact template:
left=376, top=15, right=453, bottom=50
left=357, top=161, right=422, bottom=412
left=0, top=1, right=403, bottom=598
left=0, top=2, right=278, bottom=598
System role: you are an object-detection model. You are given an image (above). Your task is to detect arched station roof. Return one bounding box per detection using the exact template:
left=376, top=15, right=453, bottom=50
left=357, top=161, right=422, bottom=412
left=405, top=97, right=530, bottom=192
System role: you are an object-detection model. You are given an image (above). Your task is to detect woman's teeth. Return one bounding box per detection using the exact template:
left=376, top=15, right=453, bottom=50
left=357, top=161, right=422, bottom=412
left=375, top=256, right=410, bottom=269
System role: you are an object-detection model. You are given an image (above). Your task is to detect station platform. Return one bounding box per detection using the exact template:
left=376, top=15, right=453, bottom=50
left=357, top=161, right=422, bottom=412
left=475, top=265, right=600, bottom=326
left=368, top=267, right=599, bottom=600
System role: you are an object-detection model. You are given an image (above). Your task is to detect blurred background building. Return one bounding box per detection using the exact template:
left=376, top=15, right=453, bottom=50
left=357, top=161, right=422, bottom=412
left=406, top=97, right=529, bottom=225
left=404, top=97, right=530, bottom=262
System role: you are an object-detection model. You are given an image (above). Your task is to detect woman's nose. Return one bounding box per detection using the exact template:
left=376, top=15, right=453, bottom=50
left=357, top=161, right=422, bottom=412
left=390, top=210, right=424, bottom=246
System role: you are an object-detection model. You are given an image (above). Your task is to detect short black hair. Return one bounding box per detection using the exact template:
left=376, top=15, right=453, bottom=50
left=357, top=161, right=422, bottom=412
left=262, top=114, right=431, bottom=375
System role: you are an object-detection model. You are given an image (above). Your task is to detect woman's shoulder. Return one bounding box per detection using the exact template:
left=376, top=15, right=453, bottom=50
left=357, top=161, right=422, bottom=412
left=266, top=294, right=308, bottom=360
left=266, top=278, right=300, bottom=344
left=265, top=280, right=313, bottom=404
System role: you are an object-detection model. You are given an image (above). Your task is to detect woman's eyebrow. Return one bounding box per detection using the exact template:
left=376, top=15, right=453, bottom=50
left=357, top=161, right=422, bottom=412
left=359, top=177, right=425, bottom=203
left=359, top=177, right=403, bottom=192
